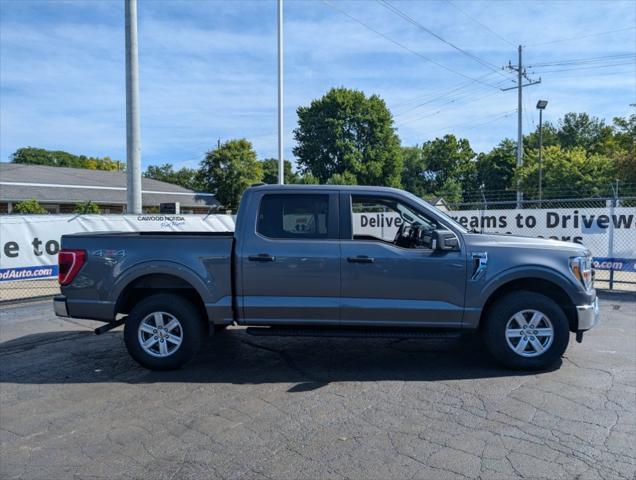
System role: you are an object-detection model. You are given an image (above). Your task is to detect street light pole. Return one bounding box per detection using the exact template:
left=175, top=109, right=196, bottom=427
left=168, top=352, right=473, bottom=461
left=277, top=0, right=284, bottom=185
left=536, top=100, right=548, bottom=204
left=125, top=0, right=142, bottom=214
left=538, top=108, right=543, bottom=202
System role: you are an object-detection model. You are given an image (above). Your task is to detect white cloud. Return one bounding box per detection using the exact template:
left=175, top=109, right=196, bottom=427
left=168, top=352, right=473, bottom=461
left=1, top=0, right=634, bottom=170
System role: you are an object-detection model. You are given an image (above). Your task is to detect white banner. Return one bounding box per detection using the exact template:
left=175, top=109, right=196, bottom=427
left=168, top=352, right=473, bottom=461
left=2, top=207, right=634, bottom=281
left=0, top=214, right=235, bottom=281
left=354, top=207, right=636, bottom=271
left=449, top=207, right=635, bottom=258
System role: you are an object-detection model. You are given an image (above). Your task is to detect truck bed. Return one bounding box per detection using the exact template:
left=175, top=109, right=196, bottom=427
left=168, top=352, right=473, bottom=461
left=60, top=232, right=235, bottom=323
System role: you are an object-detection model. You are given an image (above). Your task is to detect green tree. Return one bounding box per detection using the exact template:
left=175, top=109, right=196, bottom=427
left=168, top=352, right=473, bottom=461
left=326, top=171, right=358, bottom=185
left=475, top=139, right=517, bottom=195
left=613, top=113, right=636, bottom=184
left=13, top=199, right=47, bottom=214
left=400, top=146, right=428, bottom=197
left=74, top=201, right=101, bottom=214
left=11, top=147, right=124, bottom=171
left=261, top=158, right=299, bottom=184
left=295, top=172, right=320, bottom=184
left=144, top=163, right=201, bottom=190
left=420, top=135, right=476, bottom=198
left=615, top=151, right=636, bottom=185
left=198, top=139, right=263, bottom=210
left=515, top=146, right=616, bottom=198
left=293, top=87, right=402, bottom=186
left=524, top=122, right=559, bottom=150
left=613, top=113, right=636, bottom=151
left=434, top=178, right=463, bottom=208
left=557, top=113, right=614, bottom=154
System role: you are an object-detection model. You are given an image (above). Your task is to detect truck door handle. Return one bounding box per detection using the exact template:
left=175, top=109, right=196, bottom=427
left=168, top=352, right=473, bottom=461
left=347, top=256, right=374, bottom=264
left=248, top=253, right=276, bottom=262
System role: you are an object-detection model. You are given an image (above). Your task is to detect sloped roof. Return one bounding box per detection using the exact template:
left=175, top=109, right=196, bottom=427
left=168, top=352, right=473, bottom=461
left=0, top=163, right=219, bottom=208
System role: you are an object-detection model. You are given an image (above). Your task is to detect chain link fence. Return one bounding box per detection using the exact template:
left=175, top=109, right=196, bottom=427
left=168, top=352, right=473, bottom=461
left=448, top=183, right=636, bottom=291
left=1, top=185, right=635, bottom=302
left=0, top=279, right=60, bottom=303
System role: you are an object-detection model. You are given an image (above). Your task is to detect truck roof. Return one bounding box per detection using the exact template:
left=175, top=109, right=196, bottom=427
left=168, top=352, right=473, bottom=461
left=248, top=184, right=405, bottom=194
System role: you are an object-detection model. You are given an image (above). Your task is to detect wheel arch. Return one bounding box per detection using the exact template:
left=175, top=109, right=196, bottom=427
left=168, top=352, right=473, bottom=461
left=479, top=276, right=578, bottom=332
left=113, top=263, right=211, bottom=327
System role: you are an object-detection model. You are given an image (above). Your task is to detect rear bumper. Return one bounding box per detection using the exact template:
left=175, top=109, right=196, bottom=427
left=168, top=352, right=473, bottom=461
left=53, top=295, right=115, bottom=321
left=576, top=295, right=599, bottom=331
left=53, top=295, right=69, bottom=317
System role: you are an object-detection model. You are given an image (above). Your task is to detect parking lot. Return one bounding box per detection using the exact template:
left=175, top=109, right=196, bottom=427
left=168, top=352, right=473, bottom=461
left=1, top=293, right=634, bottom=480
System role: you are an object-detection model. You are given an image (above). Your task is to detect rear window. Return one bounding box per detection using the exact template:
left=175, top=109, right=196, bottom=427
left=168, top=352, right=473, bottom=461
left=257, top=194, right=330, bottom=239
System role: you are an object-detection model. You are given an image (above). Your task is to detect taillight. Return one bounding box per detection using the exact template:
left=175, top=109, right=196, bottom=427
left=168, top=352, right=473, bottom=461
left=58, top=249, right=86, bottom=286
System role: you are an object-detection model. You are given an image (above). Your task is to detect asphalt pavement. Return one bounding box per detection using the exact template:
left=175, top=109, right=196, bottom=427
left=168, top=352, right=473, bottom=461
left=1, top=293, right=634, bottom=479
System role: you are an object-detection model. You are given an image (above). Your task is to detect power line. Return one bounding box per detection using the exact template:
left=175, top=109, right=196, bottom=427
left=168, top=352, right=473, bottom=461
left=394, top=80, right=493, bottom=117
left=523, top=94, right=534, bottom=129
left=531, top=68, right=634, bottom=80
left=398, top=90, right=503, bottom=127
left=528, top=53, right=635, bottom=68
left=392, top=73, right=502, bottom=112
left=444, top=0, right=516, bottom=48
left=397, top=81, right=510, bottom=126
left=424, top=109, right=517, bottom=134
left=322, top=0, right=501, bottom=88
left=527, top=26, right=636, bottom=47
left=392, top=77, right=488, bottom=112
left=377, top=0, right=507, bottom=76
left=397, top=88, right=490, bottom=123
left=531, top=61, right=636, bottom=74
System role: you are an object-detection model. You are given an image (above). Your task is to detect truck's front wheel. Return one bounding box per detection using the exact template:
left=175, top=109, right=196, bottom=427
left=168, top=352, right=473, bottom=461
left=483, top=291, right=570, bottom=370
left=124, top=294, right=205, bottom=370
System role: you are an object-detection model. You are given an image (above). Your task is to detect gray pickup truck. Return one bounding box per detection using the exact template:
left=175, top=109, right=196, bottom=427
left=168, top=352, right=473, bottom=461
left=54, top=184, right=599, bottom=371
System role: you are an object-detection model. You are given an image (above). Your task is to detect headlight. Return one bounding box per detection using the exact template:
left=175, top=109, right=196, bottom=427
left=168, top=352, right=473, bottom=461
left=569, top=255, right=593, bottom=291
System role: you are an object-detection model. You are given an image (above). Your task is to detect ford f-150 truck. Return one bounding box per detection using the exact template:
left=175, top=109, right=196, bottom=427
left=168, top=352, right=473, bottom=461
left=54, top=185, right=599, bottom=370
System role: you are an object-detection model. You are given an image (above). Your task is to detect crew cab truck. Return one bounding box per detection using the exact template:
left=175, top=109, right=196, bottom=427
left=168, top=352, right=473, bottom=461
left=54, top=185, right=599, bottom=371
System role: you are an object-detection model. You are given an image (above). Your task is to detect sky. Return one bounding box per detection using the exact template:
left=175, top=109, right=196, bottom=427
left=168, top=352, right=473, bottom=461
left=1, top=0, right=635, bottom=171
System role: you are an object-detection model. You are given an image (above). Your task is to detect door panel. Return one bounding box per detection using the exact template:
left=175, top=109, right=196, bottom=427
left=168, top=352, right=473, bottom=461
left=340, top=241, right=466, bottom=326
left=241, top=239, right=340, bottom=324
left=340, top=191, right=466, bottom=327
left=239, top=191, right=340, bottom=324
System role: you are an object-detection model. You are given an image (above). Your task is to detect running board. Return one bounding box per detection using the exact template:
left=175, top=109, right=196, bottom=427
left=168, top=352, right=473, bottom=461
left=245, top=327, right=462, bottom=339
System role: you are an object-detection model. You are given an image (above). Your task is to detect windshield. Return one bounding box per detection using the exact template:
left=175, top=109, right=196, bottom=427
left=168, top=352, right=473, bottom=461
left=395, top=202, right=435, bottom=229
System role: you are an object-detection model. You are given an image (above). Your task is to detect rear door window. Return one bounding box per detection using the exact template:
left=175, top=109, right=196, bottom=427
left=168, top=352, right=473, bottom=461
left=257, top=194, right=330, bottom=239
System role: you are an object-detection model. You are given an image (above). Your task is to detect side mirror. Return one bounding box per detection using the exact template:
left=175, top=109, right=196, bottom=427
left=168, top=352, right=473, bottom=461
left=432, top=229, right=459, bottom=251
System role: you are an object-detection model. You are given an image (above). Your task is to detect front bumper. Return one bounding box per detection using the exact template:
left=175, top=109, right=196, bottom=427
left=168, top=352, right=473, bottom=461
left=576, top=295, right=599, bottom=330
left=53, top=295, right=69, bottom=317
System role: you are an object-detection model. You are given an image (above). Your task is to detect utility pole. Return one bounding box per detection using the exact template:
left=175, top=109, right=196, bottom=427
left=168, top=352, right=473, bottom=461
left=277, top=0, right=284, bottom=184
left=125, top=0, right=142, bottom=214
left=502, top=45, right=540, bottom=208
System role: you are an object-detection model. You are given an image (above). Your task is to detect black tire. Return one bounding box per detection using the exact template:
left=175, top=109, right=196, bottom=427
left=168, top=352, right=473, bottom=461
left=124, top=294, right=206, bottom=370
left=483, top=291, right=569, bottom=370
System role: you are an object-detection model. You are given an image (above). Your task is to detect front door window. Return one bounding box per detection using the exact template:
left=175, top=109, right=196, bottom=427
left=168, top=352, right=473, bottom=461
left=352, top=195, right=440, bottom=249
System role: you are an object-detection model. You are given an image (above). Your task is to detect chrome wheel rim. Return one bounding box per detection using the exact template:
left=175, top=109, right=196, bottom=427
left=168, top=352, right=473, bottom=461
left=137, top=312, right=183, bottom=358
left=505, top=309, right=554, bottom=358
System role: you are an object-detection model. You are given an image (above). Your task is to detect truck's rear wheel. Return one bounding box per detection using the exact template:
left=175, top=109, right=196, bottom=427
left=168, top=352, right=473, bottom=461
left=124, top=294, right=205, bottom=370
left=483, top=291, right=569, bottom=370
